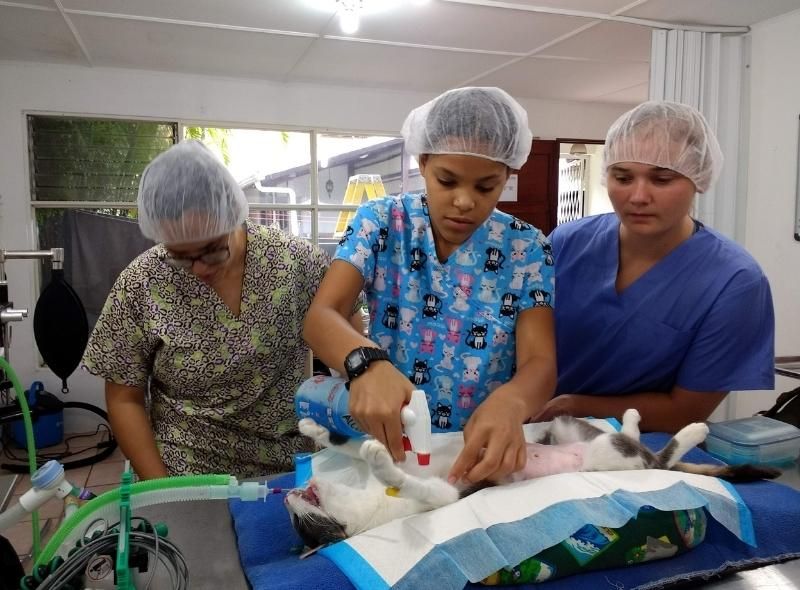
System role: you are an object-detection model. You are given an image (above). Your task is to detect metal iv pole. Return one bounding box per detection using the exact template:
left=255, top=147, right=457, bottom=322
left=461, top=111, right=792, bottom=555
left=0, top=248, right=64, bottom=404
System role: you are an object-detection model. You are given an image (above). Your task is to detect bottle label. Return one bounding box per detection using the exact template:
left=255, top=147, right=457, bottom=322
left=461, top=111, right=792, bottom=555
left=295, top=376, right=364, bottom=438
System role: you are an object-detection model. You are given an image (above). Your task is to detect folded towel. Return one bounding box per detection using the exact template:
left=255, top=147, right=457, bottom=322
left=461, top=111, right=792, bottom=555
left=230, top=433, right=800, bottom=590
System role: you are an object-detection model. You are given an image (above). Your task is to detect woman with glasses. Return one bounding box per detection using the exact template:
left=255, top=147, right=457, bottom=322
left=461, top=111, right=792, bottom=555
left=82, top=140, right=332, bottom=479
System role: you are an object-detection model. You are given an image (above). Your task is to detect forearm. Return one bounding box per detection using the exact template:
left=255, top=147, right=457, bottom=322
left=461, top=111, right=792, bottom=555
left=502, top=356, right=557, bottom=419
left=498, top=307, right=557, bottom=420
left=559, top=390, right=726, bottom=433
left=303, top=305, right=377, bottom=374
left=105, top=384, right=168, bottom=479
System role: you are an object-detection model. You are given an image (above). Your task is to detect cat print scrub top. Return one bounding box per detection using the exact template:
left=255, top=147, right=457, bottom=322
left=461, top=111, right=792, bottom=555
left=336, top=193, right=555, bottom=432
left=83, top=220, right=326, bottom=478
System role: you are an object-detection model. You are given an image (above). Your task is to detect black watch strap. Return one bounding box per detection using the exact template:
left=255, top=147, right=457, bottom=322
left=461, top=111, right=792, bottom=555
left=345, top=346, right=390, bottom=381
left=362, top=347, right=389, bottom=363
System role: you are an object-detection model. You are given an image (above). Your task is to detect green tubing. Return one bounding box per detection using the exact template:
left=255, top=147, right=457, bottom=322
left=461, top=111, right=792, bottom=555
left=35, top=473, right=232, bottom=566
left=0, top=356, right=41, bottom=558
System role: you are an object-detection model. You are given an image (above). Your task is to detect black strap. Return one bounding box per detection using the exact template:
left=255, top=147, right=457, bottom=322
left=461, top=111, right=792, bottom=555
left=757, top=385, right=800, bottom=427
left=364, top=347, right=390, bottom=363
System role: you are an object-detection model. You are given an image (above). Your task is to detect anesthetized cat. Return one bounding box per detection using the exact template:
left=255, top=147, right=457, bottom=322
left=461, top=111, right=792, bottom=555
left=285, top=410, right=780, bottom=551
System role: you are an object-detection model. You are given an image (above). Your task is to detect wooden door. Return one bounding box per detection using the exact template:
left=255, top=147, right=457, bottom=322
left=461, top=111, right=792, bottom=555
left=496, top=139, right=559, bottom=235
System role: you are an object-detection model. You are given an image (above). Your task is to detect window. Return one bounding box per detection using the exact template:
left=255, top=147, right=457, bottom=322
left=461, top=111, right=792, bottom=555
left=29, top=115, right=177, bottom=326
left=191, top=127, right=415, bottom=257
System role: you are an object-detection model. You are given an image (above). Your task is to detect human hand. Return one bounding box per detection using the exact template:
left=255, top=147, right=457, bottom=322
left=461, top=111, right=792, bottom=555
left=448, top=385, right=527, bottom=484
left=348, top=361, right=413, bottom=462
left=530, top=394, right=577, bottom=423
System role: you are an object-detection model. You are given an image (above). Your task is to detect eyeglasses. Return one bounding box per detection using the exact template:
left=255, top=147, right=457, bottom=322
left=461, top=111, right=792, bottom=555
left=164, top=237, right=231, bottom=269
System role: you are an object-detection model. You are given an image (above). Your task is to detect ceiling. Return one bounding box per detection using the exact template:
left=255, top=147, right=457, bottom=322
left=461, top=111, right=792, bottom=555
left=1, top=0, right=799, bottom=105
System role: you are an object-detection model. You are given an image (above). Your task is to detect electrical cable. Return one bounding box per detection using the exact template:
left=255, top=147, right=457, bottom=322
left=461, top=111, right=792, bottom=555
left=32, top=516, right=188, bottom=590
left=3, top=422, right=113, bottom=464
left=1, top=404, right=117, bottom=472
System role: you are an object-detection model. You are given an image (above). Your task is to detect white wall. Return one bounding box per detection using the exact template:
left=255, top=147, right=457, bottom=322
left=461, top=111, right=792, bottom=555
left=724, top=9, right=800, bottom=420
left=0, top=61, right=632, bottom=431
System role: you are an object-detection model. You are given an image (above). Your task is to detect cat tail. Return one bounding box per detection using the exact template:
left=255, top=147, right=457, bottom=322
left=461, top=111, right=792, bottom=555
left=672, top=461, right=782, bottom=482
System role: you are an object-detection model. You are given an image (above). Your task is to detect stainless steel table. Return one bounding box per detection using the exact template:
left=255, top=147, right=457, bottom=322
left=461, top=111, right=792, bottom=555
left=0, top=472, right=18, bottom=511
left=135, top=498, right=250, bottom=590
left=132, top=461, right=800, bottom=590
left=775, top=356, right=800, bottom=380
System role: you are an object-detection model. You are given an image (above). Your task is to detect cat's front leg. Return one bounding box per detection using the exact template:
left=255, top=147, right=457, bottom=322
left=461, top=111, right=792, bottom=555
left=298, top=418, right=365, bottom=459
left=360, top=439, right=408, bottom=488
left=298, top=418, right=334, bottom=446
left=360, top=440, right=459, bottom=509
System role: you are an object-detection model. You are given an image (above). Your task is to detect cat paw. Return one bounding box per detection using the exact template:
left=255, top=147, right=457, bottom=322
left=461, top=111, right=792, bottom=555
left=360, top=440, right=405, bottom=487
left=622, top=409, right=641, bottom=424
left=360, top=439, right=394, bottom=468
left=425, top=479, right=461, bottom=507
left=299, top=418, right=331, bottom=445
left=681, top=422, right=710, bottom=446
left=621, top=409, right=642, bottom=439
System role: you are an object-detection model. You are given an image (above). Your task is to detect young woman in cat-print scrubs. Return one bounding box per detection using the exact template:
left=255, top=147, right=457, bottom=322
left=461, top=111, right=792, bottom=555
left=304, top=87, right=557, bottom=485
left=537, top=101, right=775, bottom=433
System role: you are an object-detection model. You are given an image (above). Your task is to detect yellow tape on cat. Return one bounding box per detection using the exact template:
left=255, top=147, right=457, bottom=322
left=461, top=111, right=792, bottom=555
left=385, top=486, right=400, bottom=497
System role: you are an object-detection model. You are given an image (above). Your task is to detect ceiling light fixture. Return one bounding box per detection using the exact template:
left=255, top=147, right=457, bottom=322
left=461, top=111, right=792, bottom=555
left=569, top=143, right=588, bottom=156
left=337, top=0, right=362, bottom=34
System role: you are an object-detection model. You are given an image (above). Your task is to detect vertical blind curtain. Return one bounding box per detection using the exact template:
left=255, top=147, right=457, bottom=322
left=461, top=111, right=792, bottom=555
left=649, top=30, right=747, bottom=241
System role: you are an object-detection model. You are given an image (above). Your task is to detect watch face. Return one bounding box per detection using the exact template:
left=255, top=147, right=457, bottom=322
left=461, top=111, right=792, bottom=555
left=345, top=349, right=365, bottom=372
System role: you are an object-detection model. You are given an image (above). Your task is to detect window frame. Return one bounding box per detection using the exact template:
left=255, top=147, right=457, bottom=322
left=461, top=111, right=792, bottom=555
left=26, top=111, right=403, bottom=249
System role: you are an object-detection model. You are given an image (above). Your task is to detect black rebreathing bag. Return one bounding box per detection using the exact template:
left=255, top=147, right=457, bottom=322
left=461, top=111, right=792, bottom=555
left=33, top=268, right=89, bottom=393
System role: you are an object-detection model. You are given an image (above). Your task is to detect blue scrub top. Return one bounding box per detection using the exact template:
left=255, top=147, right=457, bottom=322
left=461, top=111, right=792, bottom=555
left=550, top=214, right=774, bottom=396
left=336, top=193, right=554, bottom=431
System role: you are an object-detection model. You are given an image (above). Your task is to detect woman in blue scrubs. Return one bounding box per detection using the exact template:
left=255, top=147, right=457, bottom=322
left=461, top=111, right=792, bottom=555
left=538, top=101, right=774, bottom=432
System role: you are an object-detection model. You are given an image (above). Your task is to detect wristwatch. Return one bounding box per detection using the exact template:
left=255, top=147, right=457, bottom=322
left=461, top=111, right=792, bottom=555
left=344, top=347, right=390, bottom=381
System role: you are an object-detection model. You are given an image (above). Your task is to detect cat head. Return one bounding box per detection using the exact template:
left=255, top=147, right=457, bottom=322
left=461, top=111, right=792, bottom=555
left=285, top=478, right=384, bottom=549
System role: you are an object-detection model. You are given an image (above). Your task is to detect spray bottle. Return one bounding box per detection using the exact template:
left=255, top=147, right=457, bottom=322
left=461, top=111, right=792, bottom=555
left=296, top=376, right=432, bottom=465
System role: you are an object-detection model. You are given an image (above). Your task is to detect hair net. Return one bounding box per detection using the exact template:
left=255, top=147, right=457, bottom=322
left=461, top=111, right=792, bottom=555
left=401, top=87, right=533, bottom=169
left=137, top=140, right=248, bottom=244
left=602, top=101, right=723, bottom=193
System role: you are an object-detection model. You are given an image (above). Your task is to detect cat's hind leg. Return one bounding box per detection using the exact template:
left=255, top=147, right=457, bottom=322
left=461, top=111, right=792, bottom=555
left=360, top=440, right=459, bottom=509
left=542, top=416, right=605, bottom=444
left=298, top=418, right=365, bottom=460
left=657, top=423, right=710, bottom=468
left=620, top=409, right=642, bottom=440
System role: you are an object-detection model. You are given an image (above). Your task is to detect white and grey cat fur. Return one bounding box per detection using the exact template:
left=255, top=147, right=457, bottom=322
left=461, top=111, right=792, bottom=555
left=285, top=410, right=779, bottom=550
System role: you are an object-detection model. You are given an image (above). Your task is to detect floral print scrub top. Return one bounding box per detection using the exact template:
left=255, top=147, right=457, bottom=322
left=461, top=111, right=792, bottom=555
left=83, top=220, right=327, bottom=478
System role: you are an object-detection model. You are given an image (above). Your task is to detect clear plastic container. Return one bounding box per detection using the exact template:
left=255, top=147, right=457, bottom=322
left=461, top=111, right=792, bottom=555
left=705, top=416, right=800, bottom=465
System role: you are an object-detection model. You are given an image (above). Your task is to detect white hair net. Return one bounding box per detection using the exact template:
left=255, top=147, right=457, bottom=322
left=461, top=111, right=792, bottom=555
left=401, top=87, right=533, bottom=169
left=137, top=140, right=248, bottom=244
left=603, top=101, right=723, bottom=193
